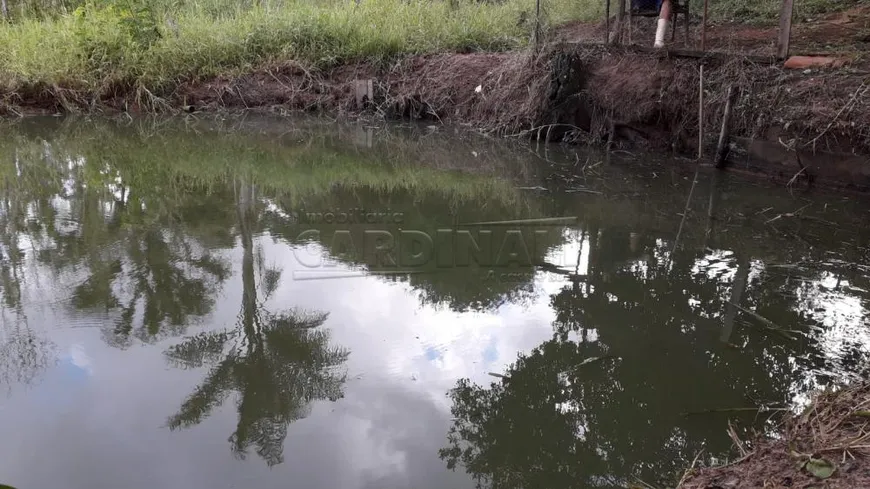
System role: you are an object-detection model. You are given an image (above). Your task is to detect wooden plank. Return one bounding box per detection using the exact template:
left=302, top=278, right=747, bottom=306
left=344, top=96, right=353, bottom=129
left=684, top=3, right=689, bottom=45
left=625, top=44, right=779, bottom=64
left=701, top=0, right=709, bottom=51
left=777, top=0, right=795, bottom=59
left=698, top=64, right=704, bottom=160
left=561, top=41, right=782, bottom=64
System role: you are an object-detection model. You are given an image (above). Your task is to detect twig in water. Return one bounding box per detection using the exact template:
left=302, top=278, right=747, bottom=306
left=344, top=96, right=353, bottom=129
left=632, top=478, right=659, bottom=489
left=670, top=168, right=701, bottom=268
left=787, top=166, right=807, bottom=188
left=677, top=449, right=705, bottom=488
left=764, top=202, right=812, bottom=224
left=732, top=304, right=797, bottom=340
left=516, top=186, right=548, bottom=191
left=685, top=407, right=789, bottom=416
left=728, top=420, right=749, bottom=457
left=566, top=188, right=603, bottom=194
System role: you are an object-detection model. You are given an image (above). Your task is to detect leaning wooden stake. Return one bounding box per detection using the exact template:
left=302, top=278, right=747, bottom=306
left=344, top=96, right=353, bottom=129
left=605, top=0, right=611, bottom=45
left=714, top=85, right=737, bottom=168
left=534, top=0, right=542, bottom=50
left=697, top=64, right=704, bottom=160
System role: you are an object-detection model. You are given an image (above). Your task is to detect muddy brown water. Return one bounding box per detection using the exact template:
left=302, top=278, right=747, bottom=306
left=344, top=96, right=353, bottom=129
left=1, top=115, right=869, bottom=489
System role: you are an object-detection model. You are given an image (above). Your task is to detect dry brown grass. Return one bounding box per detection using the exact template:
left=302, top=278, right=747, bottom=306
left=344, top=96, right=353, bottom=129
left=681, top=382, right=870, bottom=489
left=4, top=44, right=869, bottom=155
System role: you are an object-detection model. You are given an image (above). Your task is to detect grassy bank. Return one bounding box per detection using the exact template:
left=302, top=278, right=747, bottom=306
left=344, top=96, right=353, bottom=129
left=1, top=0, right=862, bottom=101
left=0, top=0, right=596, bottom=95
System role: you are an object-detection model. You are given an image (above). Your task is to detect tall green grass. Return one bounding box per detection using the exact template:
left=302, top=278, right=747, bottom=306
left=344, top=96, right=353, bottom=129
left=0, top=0, right=861, bottom=96
left=0, top=0, right=601, bottom=93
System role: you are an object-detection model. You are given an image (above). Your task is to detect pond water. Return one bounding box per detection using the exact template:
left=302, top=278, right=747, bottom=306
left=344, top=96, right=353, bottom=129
left=1, top=115, right=869, bottom=489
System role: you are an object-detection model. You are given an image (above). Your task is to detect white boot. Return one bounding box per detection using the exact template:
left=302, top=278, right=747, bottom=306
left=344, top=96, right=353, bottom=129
left=654, top=18, right=669, bottom=48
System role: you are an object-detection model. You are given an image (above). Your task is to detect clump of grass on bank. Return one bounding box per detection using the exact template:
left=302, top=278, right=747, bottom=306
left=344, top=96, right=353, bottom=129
left=0, top=0, right=601, bottom=95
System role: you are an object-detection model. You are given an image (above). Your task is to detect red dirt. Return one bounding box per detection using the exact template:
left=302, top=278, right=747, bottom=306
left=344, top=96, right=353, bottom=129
left=554, top=3, right=870, bottom=68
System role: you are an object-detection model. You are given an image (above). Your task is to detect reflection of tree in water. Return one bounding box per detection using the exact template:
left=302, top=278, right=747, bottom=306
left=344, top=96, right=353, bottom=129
left=0, top=139, right=234, bottom=348
left=0, top=321, right=57, bottom=392
left=441, top=218, right=870, bottom=488
left=71, top=226, right=231, bottom=349
left=265, top=186, right=562, bottom=313
left=165, top=179, right=349, bottom=466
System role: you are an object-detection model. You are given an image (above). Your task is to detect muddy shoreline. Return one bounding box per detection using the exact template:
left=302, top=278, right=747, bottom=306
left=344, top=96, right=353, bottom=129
left=679, top=382, right=870, bottom=489
left=2, top=44, right=868, bottom=191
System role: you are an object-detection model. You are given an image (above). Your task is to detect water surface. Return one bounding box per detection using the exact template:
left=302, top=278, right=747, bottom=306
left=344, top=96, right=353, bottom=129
left=1, top=116, right=869, bottom=489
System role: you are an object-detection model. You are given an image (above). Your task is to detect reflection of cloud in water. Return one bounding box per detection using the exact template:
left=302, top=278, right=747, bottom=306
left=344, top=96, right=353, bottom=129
left=545, top=229, right=590, bottom=273
left=66, top=343, right=93, bottom=377
left=691, top=249, right=736, bottom=283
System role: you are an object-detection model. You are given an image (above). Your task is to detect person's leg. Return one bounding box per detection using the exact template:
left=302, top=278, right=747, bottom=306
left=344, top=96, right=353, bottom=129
left=654, top=0, right=672, bottom=48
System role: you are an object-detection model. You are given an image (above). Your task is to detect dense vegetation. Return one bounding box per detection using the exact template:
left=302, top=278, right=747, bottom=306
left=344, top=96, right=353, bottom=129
left=0, top=0, right=860, bottom=98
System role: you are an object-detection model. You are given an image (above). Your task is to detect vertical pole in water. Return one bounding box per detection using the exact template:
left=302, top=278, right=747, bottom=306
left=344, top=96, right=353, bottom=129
left=701, top=0, right=709, bottom=51
left=697, top=64, right=704, bottom=160
left=714, top=85, right=737, bottom=168
left=704, top=170, right=720, bottom=247
left=777, top=0, right=795, bottom=59
left=605, top=0, right=611, bottom=45
left=721, top=257, right=750, bottom=343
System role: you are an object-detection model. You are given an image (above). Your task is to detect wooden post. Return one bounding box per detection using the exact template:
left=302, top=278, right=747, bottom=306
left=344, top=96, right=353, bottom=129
left=701, top=0, right=709, bottom=51
left=777, top=0, right=795, bottom=59
left=354, top=79, right=373, bottom=109
left=627, top=0, right=633, bottom=45
left=605, top=0, right=611, bottom=44
left=534, top=0, right=541, bottom=50
left=714, top=85, right=738, bottom=168
left=613, top=0, right=626, bottom=44
left=1, top=0, right=7, bottom=20
left=698, top=64, right=704, bottom=160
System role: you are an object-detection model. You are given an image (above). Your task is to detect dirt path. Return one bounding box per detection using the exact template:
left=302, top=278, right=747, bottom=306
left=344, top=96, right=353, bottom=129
left=555, top=3, right=870, bottom=68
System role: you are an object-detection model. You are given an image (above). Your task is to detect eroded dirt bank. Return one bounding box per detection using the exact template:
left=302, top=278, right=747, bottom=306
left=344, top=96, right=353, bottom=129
left=3, top=44, right=869, bottom=191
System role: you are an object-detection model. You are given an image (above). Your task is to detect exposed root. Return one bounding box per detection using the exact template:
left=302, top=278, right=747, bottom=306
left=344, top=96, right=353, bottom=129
left=2, top=44, right=869, bottom=155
